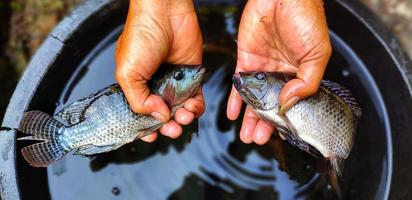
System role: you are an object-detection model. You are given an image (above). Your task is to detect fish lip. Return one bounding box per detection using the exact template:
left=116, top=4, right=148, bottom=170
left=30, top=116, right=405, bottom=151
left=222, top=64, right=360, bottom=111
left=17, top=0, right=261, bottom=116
left=194, top=67, right=206, bottom=81
left=232, top=73, right=266, bottom=107
left=190, top=67, right=206, bottom=98
left=197, top=67, right=206, bottom=75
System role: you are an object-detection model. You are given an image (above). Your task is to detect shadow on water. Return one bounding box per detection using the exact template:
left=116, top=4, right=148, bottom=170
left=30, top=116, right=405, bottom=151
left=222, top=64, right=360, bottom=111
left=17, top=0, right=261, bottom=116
left=10, top=3, right=388, bottom=200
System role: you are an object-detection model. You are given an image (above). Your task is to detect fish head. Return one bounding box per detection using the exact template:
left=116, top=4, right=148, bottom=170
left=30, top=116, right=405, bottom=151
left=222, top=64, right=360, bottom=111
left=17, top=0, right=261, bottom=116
left=233, top=72, right=288, bottom=111
left=152, top=64, right=206, bottom=108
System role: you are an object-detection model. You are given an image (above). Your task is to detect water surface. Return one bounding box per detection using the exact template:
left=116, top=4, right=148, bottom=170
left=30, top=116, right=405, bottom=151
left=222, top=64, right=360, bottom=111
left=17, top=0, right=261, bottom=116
left=45, top=6, right=390, bottom=200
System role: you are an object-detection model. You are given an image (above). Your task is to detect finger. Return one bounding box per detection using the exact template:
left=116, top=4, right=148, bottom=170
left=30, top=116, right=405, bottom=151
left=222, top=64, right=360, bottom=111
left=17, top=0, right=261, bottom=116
left=183, top=87, right=205, bottom=118
left=252, top=119, right=275, bottom=145
left=159, top=120, right=183, bottom=139
left=278, top=67, right=325, bottom=112
left=278, top=78, right=319, bottom=114
left=141, top=132, right=158, bottom=143
left=239, top=107, right=259, bottom=144
left=227, top=86, right=244, bottom=120
left=278, top=44, right=331, bottom=113
left=174, top=108, right=195, bottom=125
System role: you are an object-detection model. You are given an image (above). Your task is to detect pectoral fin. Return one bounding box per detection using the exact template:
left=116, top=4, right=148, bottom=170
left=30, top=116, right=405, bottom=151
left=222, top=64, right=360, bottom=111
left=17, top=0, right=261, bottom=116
left=276, top=123, right=322, bottom=158
left=330, top=157, right=344, bottom=176
left=135, top=121, right=165, bottom=140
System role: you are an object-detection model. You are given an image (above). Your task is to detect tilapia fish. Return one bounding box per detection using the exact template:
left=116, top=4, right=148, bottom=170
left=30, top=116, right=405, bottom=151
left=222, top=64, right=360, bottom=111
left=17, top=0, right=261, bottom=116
left=18, top=64, right=205, bottom=167
left=233, top=72, right=361, bottom=175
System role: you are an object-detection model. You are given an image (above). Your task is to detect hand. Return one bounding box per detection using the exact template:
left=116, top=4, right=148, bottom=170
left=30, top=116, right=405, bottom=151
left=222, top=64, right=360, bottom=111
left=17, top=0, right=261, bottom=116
left=115, top=0, right=204, bottom=142
left=227, top=0, right=332, bottom=145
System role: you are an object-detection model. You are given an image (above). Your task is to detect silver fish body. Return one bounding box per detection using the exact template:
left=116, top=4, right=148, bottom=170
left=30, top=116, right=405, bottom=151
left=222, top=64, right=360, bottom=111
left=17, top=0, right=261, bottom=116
left=59, top=86, right=164, bottom=155
left=233, top=72, right=361, bottom=175
left=18, top=64, right=205, bottom=167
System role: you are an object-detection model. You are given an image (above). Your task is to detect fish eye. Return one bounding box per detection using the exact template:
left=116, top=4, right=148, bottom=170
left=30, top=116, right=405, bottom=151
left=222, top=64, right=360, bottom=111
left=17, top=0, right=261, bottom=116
left=255, top=72, right=266, bottom=80
left=173, top=70, right=185, bottom=81
left=254, top=101, right=262, bottom=108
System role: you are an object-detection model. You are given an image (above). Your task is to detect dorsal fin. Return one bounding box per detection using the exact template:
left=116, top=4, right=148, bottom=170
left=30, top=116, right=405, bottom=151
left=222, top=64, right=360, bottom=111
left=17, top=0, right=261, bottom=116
left=57, top=84, right=120, bottom=125
left=321, top=80, right=361, bottom=119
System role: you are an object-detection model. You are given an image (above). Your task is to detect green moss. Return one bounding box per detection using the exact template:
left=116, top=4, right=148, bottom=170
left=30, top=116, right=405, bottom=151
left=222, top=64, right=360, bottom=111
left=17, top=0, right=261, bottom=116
left=0, top=0, right=84, bottom=120
left=10, top=1, right=23, bottom=12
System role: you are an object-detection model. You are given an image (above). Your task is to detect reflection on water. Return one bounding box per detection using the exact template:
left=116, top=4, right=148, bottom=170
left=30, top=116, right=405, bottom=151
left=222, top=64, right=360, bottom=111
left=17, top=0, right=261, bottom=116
left=49, top=57, right=330, bottom=199
left=47, top=3, right=389, bottom=200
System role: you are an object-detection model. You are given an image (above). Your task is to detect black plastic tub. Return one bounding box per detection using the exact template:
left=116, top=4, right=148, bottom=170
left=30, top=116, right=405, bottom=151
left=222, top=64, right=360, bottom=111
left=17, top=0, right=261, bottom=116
left=1, top=0, right=412, bottom=199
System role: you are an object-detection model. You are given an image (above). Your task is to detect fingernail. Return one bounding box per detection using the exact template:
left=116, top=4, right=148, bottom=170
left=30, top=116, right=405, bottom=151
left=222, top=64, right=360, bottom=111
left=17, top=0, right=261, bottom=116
left=151, top=112, right=167, bottom=122
left=279, top=96, right=300, bottom=115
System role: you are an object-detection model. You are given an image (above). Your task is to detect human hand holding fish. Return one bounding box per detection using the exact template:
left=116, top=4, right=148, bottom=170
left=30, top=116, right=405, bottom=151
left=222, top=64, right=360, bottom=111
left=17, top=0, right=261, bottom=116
left=115, top=0, right=204, bottom=142
left=16, top=0, right=346, bottom=172
left=18, top=64, right=205, bottom=167
left=232, top=71, right=361, bottom=176
left=227, top=0, right=332, bottom=145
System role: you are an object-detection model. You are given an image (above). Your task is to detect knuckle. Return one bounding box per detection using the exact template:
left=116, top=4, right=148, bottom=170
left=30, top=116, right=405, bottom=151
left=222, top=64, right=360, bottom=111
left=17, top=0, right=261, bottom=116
left=198, top=105, right=206, bottom=115
left=324, top=42, right=332, bottom=58
left=195, top=101, right=205, bottom=113
left=115, top=68, right=127, bottom=83
left=132, top=104, right=144, bottom=113
left=305, top=81, right=320, bottom=95
left=195, top=108, right=205, bottom=118
left=114, top=35, right=122, bottom=54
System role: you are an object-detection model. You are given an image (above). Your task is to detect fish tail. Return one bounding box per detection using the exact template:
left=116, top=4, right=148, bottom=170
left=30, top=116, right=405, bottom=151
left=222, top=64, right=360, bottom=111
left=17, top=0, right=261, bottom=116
left=18, top=111, right=68, bottom=167
left=330, top=157, right=344, bottom=176
left=21, top=141, right=67, bottom=167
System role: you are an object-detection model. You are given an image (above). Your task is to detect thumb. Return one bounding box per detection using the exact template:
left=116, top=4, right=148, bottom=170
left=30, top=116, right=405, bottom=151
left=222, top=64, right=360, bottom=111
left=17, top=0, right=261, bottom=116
left=114, top=29, right=171, bottom=122
left=278, top=46, right=331, bottom=114
left=115, top=68, right=170, bottom=122
left=114, top=9, right=172, bottom=122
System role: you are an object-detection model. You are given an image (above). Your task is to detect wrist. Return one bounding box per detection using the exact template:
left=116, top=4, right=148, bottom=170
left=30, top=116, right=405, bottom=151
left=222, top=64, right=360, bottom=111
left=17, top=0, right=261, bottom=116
left=130, top=0, right=195, bottom=15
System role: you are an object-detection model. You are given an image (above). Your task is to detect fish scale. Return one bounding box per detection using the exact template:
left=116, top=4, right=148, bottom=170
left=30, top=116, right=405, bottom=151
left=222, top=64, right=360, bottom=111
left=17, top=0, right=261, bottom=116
left=233, top=71, right=361, bottom=176
left=287, top=87, right=355, bottom=159
left=63, top=93, right=156, bottom=151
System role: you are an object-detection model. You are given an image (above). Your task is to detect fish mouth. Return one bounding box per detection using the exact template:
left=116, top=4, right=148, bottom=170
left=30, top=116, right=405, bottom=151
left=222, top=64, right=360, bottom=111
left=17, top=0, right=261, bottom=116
left=233, top=73, right=253, bottom=102
left=189, top=66, right=206, bottom=99
left=233, top=72, right=264, bottom=106
left=194, top=66, right=206, bottom=81
left=197, top=67, right=206, bottom=75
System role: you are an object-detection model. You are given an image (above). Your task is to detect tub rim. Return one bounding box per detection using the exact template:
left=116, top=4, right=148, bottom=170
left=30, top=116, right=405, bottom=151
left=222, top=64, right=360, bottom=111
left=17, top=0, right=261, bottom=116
left=0, top=0, right=123, bottom=199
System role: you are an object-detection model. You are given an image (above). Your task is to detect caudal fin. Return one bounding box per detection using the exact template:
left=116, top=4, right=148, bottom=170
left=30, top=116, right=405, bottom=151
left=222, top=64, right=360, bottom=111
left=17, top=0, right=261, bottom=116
left=18, top=111, right=68, bottom=167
